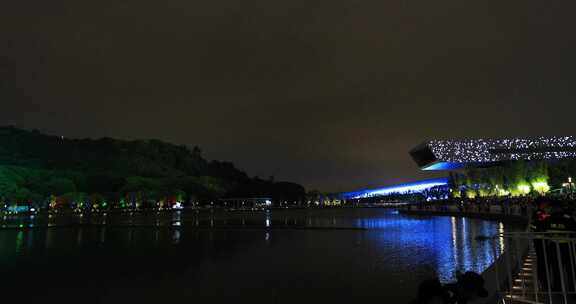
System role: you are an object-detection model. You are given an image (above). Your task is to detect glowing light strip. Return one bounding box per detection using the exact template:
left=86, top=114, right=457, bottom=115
left=343, top=178, right=449, bottom=199
left=422, top=162, right=466, bottom=170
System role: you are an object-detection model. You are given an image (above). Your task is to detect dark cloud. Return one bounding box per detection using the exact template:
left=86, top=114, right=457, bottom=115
left=2, top=0, right=576, bottom=191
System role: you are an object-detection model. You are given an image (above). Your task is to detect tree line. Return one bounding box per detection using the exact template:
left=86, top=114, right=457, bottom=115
left=449, top=159, right=576, bottom=198
left=0, top=126, right=305, bottom=208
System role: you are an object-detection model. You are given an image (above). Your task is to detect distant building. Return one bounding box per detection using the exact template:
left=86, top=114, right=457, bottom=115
left=341, top=178, right=449, bottom=199
left=218, top=197, right=273, bottom=208
left=410, top=136, right=576, bottom=170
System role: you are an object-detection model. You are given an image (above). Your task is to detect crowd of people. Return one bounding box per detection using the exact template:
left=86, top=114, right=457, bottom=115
left=404, top=195, right=576, bottom=218
left=530, top=197, right=576, bottom=294
left=411, top=271, right=489, bottom=304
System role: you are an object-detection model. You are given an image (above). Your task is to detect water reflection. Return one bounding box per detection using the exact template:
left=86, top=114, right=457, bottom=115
left=46, top=228, right=55, bottom=250
left=354, top=213, right=507, bottom=282
left=499, top=222, right=505, bottom=254
left=27, top=229, right=34, bottom=250
left=172, top=229, right=181, bottom=245
left=461, top=218, right=470, bottom=273
left=154, top=229, right=160, bottom=246
left=451, top=217, right=459, bottom=275
left=48, top=214, right=56, bottom=227
left=100, top=227, right=106, bottom=244
left=76, top=228, right=83, bottom=246
left=0, top=209, right=517, bottom=286
left=172, top=211, right=182, bottom=225
left=15, top=231, right=24, bottom=253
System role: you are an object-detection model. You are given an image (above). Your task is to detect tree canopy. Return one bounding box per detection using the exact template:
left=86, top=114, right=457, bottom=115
left=0, top=126, right=306, bottom=207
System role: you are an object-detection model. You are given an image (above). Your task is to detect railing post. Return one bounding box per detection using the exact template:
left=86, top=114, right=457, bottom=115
left=498, top=232, right=576, bottom=303
left=569, top=240, right=576, bottom=293
left=530, top=239, right=539, bottom=304
left=555, top=241, right=568, bottom=304
left=542, top=239, right=554, bottom=304
left=515, top=236, right=525, bottom=298
left=505, top=237, right=514, bottom=303
left=493, top=237, right=501, bottom=301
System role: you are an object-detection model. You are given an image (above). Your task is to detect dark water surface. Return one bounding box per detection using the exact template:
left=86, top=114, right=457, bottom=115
left=0, top=209, right=521, bottom=303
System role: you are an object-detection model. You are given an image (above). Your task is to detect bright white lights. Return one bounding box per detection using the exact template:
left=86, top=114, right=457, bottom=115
left=426, top=136, right=576, bottom=165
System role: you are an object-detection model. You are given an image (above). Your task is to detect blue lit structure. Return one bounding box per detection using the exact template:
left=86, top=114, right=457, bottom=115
left=7, top=205, right=29, bottom=214
left=419, top=162, right=467, bottom=171
left=342, top=177, right=449, bottom=199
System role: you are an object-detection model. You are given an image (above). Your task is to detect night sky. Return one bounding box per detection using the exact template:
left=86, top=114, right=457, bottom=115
left=2, top=0, right=576, bottom=192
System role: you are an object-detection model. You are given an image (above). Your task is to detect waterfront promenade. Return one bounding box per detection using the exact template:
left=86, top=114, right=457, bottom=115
left=400, top=203, right=530, bottom=224
left=403, top=199, right=576, bottom=304
left=401, top=201, right=533, bottom=303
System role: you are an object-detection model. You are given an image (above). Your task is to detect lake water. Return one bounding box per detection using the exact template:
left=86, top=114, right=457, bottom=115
left=0, top=209, right=521, bottom=303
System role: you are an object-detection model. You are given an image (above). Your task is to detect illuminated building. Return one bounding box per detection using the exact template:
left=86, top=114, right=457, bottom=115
left=342, top=178, right=449, bottom=199
left=7, top=205, right=30, bottom=214
left=410, top=136, right=576, bottom=170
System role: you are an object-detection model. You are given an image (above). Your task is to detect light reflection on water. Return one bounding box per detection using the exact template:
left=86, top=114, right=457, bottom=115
left=172, top=229, right=181, bottom=244
left=0, top=209, right=520, bottom=302
left=15, top=231, right=24, bottom=253
left=353, top=213, right=508, bottom=282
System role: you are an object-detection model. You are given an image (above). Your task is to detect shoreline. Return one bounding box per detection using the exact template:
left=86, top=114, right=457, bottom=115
left=399, top=209, right=529, bottom=225
left=400, top=208, right=530, bottom=304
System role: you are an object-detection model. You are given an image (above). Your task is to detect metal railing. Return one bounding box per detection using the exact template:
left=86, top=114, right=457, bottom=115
left=491, top=232, right=576, bottom=304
